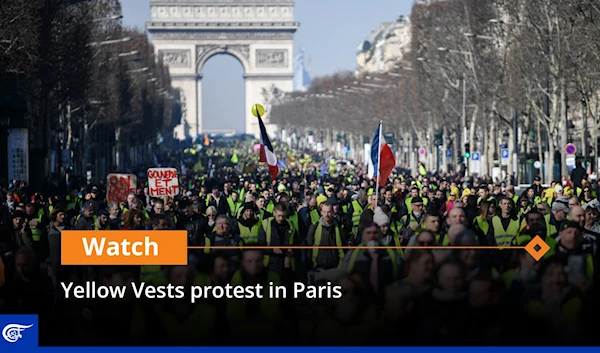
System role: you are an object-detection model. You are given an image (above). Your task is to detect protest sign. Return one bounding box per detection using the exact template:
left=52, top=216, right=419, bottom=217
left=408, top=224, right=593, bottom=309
left=147, top=168, right=179, bottom=197
left=106, top=174, right=137, bottom=203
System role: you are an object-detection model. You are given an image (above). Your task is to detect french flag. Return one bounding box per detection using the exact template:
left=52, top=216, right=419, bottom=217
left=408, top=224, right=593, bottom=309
left=257, top=113, right=279, bottom=181
left=371, top=122, right=396, bottom=187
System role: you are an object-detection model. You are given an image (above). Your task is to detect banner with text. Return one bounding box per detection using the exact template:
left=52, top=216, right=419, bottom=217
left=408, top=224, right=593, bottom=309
left=106, top=174, right=137, bottom=203
left=147, top=168, right=179, bottom=197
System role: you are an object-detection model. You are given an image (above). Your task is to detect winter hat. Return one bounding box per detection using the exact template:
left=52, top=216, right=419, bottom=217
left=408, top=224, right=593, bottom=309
left=373, top=207, right=390, bottom=226
left=316, top=195, right=328, bottom=206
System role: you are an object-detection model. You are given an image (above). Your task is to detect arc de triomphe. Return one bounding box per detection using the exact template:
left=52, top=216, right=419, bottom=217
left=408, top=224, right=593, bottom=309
left=146, top=0, right=299, bottom=140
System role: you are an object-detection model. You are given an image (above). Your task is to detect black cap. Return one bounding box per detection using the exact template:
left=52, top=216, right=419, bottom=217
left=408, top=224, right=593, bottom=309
left=411, top=196, right=423, bottom=204
left=98, top=210, right=109, bottom=216
left=327, top=197, right=339, bottom=205
left=11, top=210, right=26, bottom=220
left=560, top=220, right=582, bottom=232
left=243, top=202, right=256, bottom=212
left=534, top=176, right=541, bottom=181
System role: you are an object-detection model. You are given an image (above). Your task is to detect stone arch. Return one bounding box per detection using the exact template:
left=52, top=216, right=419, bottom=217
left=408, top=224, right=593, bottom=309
left=147, top=0, right=299, bottom=140
left=196, top=45, right=250, bottom=75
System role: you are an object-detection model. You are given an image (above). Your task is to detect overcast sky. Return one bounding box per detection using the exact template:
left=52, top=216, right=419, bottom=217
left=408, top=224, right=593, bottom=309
left=121, top=0, right=413, bottom=132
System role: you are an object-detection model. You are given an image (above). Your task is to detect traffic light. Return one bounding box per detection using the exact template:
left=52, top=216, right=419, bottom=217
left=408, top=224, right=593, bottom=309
left=434, top=130, right=443, bottom=146
left=464, top=143, right=471, bottom=159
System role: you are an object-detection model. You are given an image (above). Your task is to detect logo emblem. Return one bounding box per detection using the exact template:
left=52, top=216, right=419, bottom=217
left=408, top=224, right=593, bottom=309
left=2, top=324, right=34, bottom=343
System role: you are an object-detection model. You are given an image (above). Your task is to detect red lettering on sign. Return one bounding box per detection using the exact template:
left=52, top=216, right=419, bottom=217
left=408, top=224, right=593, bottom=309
left=107, top=174, right=136, bottom=203
left=149, top=185, right=179, bottom=196
left=147, top=169, right=177, bottom=179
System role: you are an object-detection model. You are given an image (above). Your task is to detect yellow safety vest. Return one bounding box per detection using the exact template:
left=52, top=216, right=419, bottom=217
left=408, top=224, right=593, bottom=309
left=400, top=213, right=422, bottom=231
left=345, top=245, right=398, bottom=278
left=512, top=234, right=557, bottom=259
left=312, top=223, right=344, bottom=268
left=388, top=228, right=404, bottom=258
left=473, top=215, right=489, bottom=236
left=228, top=198, right=243, bottom=216
left=261, top=218, right=295, bottom=268
left=491, top=216, right=519, bottom=248
left=527, top=296, right=582, bottom=325
left=287, top=212, right=299, bottom=234
left=309, top=209, right=320, bottom=225
left=30, top=226, right=41, bottom=242
left=350, top=200, right=363, bottom=236
left=238, top=221, right=262, bottom=245
left=266, top=201, right=275, bottom=213
left=544, top=213, right=558, bottom=237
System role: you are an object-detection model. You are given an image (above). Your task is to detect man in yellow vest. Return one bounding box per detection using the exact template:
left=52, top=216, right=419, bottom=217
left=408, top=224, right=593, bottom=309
left=235, top=202, right=262, bottom=245
left=340, top=222, right=401, bottom=293
left=347, top=190, right=368, bottom=237
left=258, top=203, right=297, bottom=281
left=487, top=196, right=520, bottom=267
left=227, top=191, right=243, bottom=218
left=553, top=220, right=595, bottom=284
left=306, top=202, right=345, bottom=283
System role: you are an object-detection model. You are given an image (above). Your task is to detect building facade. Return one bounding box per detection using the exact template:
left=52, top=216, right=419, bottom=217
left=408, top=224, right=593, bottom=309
left=356, top=16, right=411, bottom=75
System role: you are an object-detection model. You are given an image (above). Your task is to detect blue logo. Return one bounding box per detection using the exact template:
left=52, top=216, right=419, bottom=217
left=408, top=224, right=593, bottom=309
left=446, top=149, right=453, bottom=158
left=0, top=315, right=38, bottom=348
left=501, top=149, right=509, bottom=159
left=471, top=152, right=480, bottom=161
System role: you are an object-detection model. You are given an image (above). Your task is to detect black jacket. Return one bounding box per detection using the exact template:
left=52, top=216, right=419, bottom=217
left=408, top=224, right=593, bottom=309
left=176, top=213, right=204, bottom=246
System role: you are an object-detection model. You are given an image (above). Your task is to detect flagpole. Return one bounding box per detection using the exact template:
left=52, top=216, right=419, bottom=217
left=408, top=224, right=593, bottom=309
left=257, top=110, right=277, bottom=197
left=375, top=121, right=382, bottom=208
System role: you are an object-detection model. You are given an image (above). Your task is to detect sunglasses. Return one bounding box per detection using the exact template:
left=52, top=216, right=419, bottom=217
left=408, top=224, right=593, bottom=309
left=450, top=194, right=456, bottom=196
left=207, top=214, right=216, bottom=217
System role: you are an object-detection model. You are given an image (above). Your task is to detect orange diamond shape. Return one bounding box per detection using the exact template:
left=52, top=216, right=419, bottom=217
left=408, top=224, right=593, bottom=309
left=524, top=235, right=551, bottom=261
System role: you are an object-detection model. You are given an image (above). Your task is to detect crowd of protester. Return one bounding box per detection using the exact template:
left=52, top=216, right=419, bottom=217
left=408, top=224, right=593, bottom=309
left=1, top=145, right=600, bottom=345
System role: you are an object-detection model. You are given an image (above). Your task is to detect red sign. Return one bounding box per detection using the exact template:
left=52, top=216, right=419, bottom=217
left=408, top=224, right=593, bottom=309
left=106, top=174, right=137, bottom=203
left=565, top=143, right=577, bottom=155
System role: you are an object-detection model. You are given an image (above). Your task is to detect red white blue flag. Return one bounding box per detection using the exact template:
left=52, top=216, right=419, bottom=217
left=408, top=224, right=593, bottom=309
left=257, top=114, right=279, bottom=181
left=371, top=122, right=396, bottom=186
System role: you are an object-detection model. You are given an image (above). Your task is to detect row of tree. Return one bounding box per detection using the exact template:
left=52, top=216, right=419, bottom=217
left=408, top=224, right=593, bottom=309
left=270, top=0, right=600, bottom=181
left=0, top=0, right=181, bottom=187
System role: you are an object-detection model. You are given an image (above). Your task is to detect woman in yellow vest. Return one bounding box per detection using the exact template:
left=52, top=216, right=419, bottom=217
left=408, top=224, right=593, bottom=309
left=473, top=199, right=496, bottom=242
